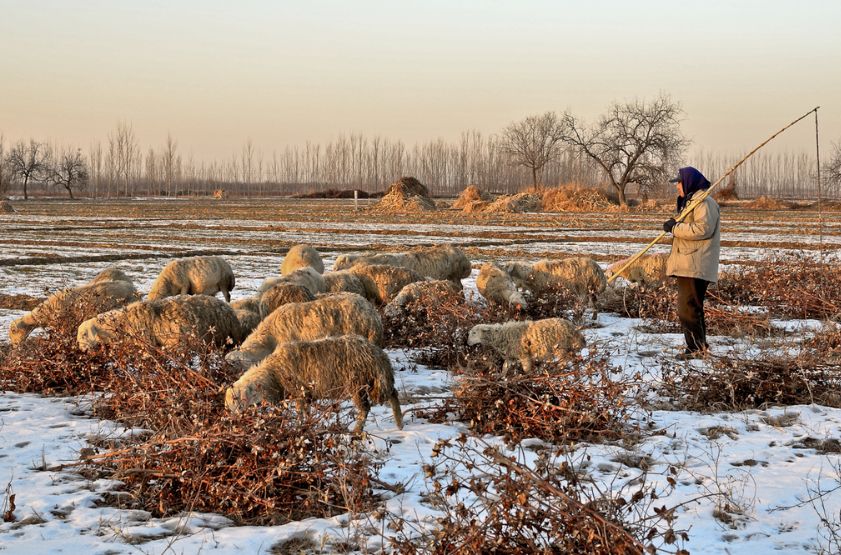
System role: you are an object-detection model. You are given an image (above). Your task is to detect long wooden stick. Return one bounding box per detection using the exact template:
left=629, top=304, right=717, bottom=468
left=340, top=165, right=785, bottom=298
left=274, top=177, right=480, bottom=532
left=606, top=106, right=820, bottom=284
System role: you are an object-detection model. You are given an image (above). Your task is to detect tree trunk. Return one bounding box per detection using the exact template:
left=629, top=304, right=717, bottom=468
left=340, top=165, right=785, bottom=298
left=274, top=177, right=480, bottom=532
left=66, top=185, right=74, bottom=199
left=532, top=167, right=538, bottom=190
left=616, top=183, right=627, bottom=206
left=23, top=176, right=29, bottom=200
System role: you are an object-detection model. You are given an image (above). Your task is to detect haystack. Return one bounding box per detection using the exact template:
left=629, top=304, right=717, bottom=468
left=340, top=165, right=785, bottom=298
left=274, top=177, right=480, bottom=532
left=0, top=200, right=16, bottom=214
left=452, top=185, right=491, bottom=210
left=212, top=189, right=227, bottom=200
left=746, top=195, right=790, bottom=210
left=480, top=192, right=542, bottom=214
left=541, top=184, right=615, bottom=212
left=373, top=177, right=436, bottom=213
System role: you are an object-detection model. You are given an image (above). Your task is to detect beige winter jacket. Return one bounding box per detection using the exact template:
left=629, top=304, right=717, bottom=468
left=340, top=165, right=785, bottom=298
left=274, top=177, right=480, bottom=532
left=666, top=195, right=721, bottom=283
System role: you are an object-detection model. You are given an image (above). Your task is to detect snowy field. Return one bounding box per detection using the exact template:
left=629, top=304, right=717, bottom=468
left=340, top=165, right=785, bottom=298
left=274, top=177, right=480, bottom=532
left=1, top=199, right=840, bottom=554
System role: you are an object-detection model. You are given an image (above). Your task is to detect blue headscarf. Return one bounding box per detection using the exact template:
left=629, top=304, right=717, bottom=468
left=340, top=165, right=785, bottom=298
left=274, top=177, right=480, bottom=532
left=675, top=166, right=711, bottom=212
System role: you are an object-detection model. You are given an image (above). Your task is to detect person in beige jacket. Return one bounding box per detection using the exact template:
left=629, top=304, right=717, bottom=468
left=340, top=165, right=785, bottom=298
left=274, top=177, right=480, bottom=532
left=662, top=166, right=720, bottom=358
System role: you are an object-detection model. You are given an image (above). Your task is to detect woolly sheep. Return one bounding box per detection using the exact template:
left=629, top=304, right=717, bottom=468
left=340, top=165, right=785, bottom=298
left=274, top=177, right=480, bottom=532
left=607, top=253, right=668, bottom=286
left=231, top=296, right=261, bottom=314
left=259, top=282, right=315, bottom=319
left=225, top=292, right=383, bottom=369
left=280, top=244, right=324, bottom=276
left=467, top=318, right=585, bottom=372
left=224, top=335, right=403, bottom=432
left=335, top=245, right=471, bottom=285
left=147, top=256, right=235, bottom=302
left=322, top=270, right=368, bottom=297
left=88, top=267, right=132, bottom=285
left=501, top=257, right=606, bottom=318
left=233, top=309, right=262, bottom=337
left=257, top=267, right=326, bottom=297
left=347, top=264, right=424, bottom=305
left=476, top=263, right=527, bottom=310
left=10, top=280, right=140, bottom=345
left=383, top=279, right=463, bottom=320
left=77, top=294, right=244, bottom=352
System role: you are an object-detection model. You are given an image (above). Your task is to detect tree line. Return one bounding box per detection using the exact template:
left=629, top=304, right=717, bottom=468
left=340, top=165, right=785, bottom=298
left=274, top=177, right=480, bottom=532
left=1, top=94, right=836, bottom=204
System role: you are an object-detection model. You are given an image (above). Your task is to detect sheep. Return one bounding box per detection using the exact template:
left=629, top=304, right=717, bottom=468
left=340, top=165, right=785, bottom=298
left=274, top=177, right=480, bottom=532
left=234, top=308, right=262, bottom=338
left=231, top=296, right=261, bottom=314
left=77, top=294, right=244, bottom=352
left=224, top=335, right=403, bottom=433
left=347, top=264, right=424, bottom=305
left=383, top=279, right=463, bottom=320
left=259, top=282, right=315, bottom=318
left=467, top=318, right=585, bottom=373
left=607, top=253, right=668, bottom=286
left=10, top=280, right=140, bottom=345
left=225, top=292, right=383, bottom=369
left=88, top=267, right=132, bottom=285
left=335, top=245, right=471, bottom=286
left=322, top=270, right=368, bottom=297
left=147, top=256, right=235, bottom=302
left=257, top=267, right=326, bottom=297
left=280, top=244, right=324, bottom=276
left=476, top=263, right=527, bottom=310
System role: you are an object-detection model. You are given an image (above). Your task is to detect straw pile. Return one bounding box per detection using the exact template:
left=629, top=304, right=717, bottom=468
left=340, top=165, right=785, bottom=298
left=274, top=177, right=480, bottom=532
left=746, top=195, right=790, bottom=210
left=452, top=185, right=491, bottom=210
left=372, top=177, right=436, bottom=213
left=541, top=184, right=616, bottom=212
left=478, top=192, right=542, bottom=213
left=0, top=200, right=16, bottom=213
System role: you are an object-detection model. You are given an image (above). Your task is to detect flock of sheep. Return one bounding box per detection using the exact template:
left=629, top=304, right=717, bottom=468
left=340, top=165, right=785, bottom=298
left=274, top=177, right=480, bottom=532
left=8, top=244, right=669, bottom=432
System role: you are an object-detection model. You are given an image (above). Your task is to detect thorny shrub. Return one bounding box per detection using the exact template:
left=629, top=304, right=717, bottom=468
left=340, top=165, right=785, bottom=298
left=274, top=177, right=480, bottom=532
left=426, top=349, right=636, bottom=445
left=389, top=435, right=689, bottom=555
left=0, top=320, right=382, bottom=526
left=382, top=292, right=513, bottom=369
left=660, top=327, right=841, bottom=411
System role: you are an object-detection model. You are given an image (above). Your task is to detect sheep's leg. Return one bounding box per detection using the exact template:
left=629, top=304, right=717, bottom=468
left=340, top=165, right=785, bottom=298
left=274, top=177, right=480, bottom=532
left=352, top=390, right=371, bottom=433
left=389, top=390, right=404, bottom=430
left=223, top=289, right=231, bottom=303
left=520, top=357, right=533, bottom=373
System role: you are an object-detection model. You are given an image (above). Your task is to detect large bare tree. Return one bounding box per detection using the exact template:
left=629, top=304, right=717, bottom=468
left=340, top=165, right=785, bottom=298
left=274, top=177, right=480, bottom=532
left=50, top=148, right=89, bottom=199
left=6, top=139, right=50, bottom=200
left=561, top=94, right=688, bottom=206
left=500, top=112, right=565, bottom=189
left=825, top=141, right=841, bottom=187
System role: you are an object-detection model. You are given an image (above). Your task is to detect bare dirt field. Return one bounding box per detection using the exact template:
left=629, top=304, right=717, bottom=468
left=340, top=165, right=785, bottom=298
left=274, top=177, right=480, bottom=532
left=1, top=198, right=840, bottom=554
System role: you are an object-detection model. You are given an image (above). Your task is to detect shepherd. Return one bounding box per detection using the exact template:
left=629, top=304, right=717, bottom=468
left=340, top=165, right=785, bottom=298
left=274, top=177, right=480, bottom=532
left=662, top=167, right=721, bottom=359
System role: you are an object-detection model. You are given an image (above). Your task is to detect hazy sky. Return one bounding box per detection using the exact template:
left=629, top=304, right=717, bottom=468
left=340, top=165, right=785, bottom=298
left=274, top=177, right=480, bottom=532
left=1, top=0, right=839, bottom=161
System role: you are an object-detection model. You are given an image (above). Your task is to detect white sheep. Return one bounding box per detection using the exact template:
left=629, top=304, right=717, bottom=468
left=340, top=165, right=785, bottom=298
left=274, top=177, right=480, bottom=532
left=335, top=245, right=471, bottom=286
left=147, top=256, right=235, bottom=302
left=280, top=244, right=324, bottom=276
left=225, top=292, right=383, bottom=369
left=259, top=282, right=315, bottom=318
left=322, top=270, right=368, bottom=297
left=10, top=279, right=140, bottom=345
left=501, top=257, right=606, bottom=318
left=224, top=335, right=403, bottom=433
left=258, top=267, right=326, bottom=297
left=607, top=253, right=668, bottom=286
left=476, top=263, right=527, bottom=310
left=467, top=317, right=585, bottom=372
left=88, top=267, right=132, bottom=285
left=77, top=294, right=244, bottom=351
left=347, top=264, right=424, bottom=305
left=383, top=279, right=463, bottom=320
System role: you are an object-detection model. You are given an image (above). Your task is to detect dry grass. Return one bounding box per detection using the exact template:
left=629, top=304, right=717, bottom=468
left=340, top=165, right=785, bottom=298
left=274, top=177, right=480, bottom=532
left=745, top=195, right=791, bottom=210
left=541, top=183, right=618, bottom=212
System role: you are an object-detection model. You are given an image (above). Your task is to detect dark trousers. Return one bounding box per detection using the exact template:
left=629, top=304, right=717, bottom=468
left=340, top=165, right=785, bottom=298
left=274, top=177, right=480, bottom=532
left=675, top=277, right=709, bottom=352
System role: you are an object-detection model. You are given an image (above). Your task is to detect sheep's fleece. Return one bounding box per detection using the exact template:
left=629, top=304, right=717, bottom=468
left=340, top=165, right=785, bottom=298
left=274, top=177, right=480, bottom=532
left=147, top=256, right=236, bottom=302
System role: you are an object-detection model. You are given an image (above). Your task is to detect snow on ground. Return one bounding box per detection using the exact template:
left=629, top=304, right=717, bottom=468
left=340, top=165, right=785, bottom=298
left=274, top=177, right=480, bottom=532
left=2, top=211, right=841, bottom=554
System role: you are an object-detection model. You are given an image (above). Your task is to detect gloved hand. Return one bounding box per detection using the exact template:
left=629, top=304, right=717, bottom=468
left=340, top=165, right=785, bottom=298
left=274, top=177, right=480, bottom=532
left=662, top=218, right=677, bottom=233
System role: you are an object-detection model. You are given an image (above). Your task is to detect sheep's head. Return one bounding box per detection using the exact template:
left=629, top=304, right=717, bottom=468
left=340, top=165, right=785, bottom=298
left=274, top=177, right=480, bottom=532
left=467, top=324, right=491, bottom=346
left=90, top=268, right=132, bottom=285
left=8, top=318, right=30, bottom=345
left=76, top=317, right=113, bottom=351
left=570, top=329, right=587, bottom=351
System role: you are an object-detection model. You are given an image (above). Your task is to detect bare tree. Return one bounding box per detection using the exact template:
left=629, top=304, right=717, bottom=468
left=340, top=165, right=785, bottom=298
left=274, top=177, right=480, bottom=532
left=825, top=141, right=841, bottom=187
left=50, top=148, right=89, bottom=199
left=561, top=94, right=688, bottom=206
left=6, top=139, right=50, bottom=200
left=162, top=134, right=180, bottom=197
left=0, top=133, right=8, bottom=197
left=111, top=121, right=138, bottom=197
left=500, top=112, right=565, bottom=189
